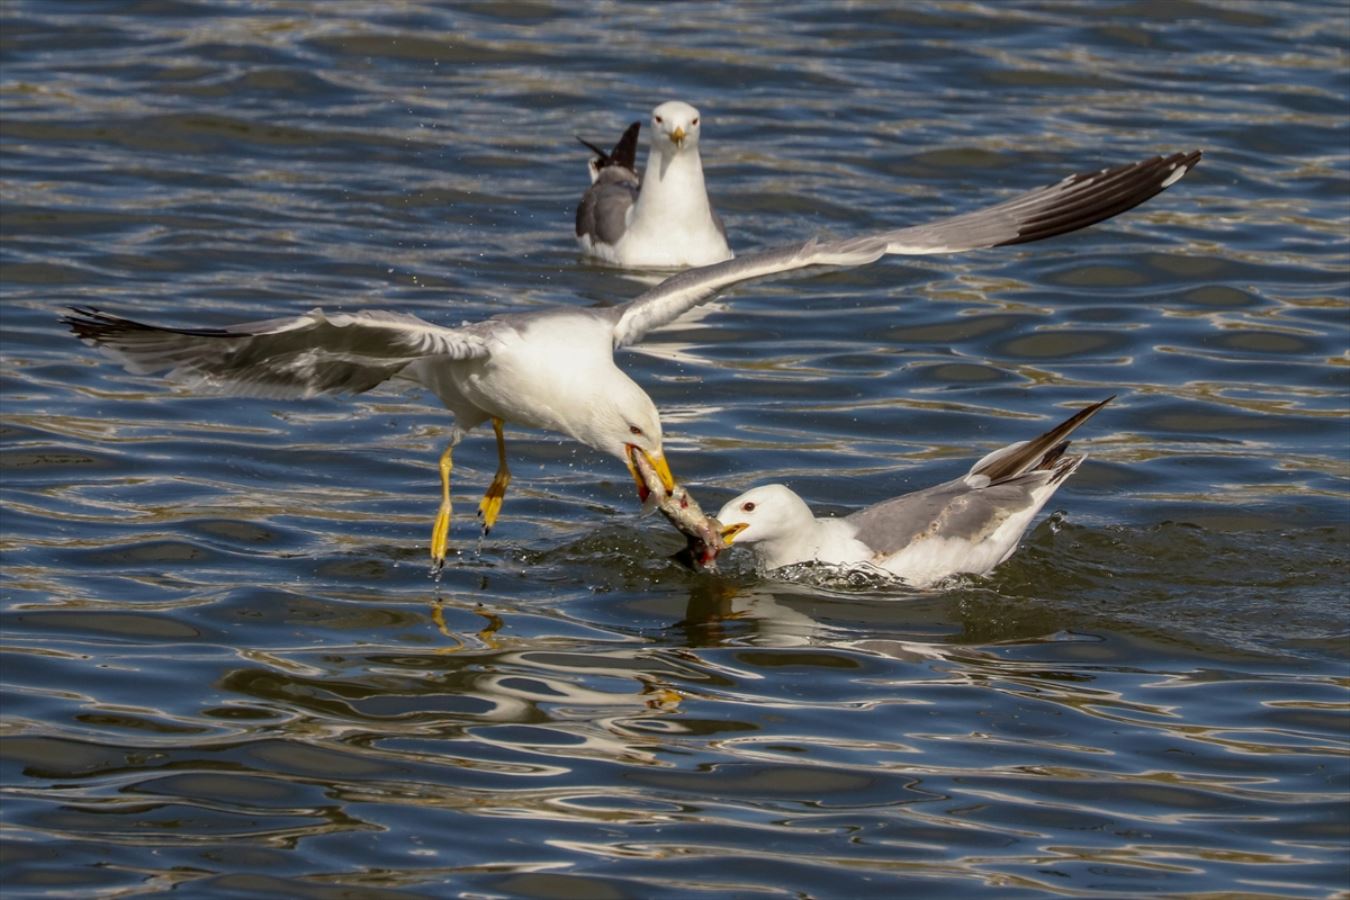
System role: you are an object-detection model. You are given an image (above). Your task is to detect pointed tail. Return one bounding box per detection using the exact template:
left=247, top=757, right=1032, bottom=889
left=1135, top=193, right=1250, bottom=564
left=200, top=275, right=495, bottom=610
left=974, top=396, right=1114, bottom=483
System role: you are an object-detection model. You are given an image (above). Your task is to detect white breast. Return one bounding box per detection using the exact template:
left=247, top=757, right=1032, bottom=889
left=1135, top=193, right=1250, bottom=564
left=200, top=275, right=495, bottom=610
left=608, top=152, right=731, bottom=268
left=457, top=314, right=617, bottom=434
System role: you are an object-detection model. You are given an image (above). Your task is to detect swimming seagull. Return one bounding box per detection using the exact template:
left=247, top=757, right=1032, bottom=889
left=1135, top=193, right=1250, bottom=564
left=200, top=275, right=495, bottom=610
left=63, top=149, right=1199, bottom=570
left=575, top=101, right=733, bottom=269
left=716, top=397, right=1113, bottom=586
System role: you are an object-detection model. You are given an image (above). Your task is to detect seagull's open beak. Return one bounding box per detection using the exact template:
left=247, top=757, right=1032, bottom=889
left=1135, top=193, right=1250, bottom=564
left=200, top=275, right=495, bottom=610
left=720, top=522, right=748, bottom=545
left=626, top=445, right=675, bottom=503
left=669, top=126, right=686, bottom=147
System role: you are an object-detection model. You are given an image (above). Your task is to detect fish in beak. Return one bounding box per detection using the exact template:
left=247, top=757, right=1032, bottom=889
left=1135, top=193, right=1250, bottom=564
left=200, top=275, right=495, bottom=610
left=628, top=445, right=724, bottom=571
left=627, top=445, right=674, bottom=503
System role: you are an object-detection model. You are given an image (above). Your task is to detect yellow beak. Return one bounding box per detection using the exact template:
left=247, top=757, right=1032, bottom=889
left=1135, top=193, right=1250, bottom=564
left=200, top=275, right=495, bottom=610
left=670, top=126, right=686, bottom=145
left=626, top=446, right=675, bottom=501
left=720, top=522, right=748, bottom=544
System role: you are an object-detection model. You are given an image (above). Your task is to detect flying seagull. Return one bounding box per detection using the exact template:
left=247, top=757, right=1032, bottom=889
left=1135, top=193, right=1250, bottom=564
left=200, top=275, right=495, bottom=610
left=716, top=397, right=1112, bottom=586
left=575, top=101, right=733, bottom=269
left=65, top=149, right=1199, bottom=569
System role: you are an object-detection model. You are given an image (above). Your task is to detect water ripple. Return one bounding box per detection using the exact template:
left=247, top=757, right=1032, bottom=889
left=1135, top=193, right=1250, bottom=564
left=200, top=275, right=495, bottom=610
left=3, top=0, right=1348, bottom=896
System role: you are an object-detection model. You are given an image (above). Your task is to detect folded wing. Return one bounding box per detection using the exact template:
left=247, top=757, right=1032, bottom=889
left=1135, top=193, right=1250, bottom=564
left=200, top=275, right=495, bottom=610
left=576, top=122, right=642, bottom=245
left=846, top=397, right=1113, bottom=557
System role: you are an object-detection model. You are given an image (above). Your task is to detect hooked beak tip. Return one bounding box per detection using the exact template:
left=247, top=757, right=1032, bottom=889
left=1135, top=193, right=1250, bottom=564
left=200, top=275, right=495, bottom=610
left=720, top=522, right=748, bottom=545
left=627, top=445, right=675, bottom=501
left=652, top=455, right=675, bottom=495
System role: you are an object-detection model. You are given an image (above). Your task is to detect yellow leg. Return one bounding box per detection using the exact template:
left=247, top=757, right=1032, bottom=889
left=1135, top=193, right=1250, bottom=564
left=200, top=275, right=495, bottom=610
left=477, top=417, right=512, bottom=534
left=430, top=442, right=454, bottom=568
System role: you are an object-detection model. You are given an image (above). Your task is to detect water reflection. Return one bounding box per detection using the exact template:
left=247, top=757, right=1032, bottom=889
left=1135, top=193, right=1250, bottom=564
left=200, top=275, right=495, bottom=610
left=3, top=560, right=1345, bottom=894
left=5, top=0, right=1349, bottom=895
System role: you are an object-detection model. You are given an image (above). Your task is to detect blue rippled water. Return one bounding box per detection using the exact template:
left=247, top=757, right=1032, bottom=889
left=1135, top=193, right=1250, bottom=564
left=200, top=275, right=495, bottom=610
left=2, top=1, right=1347, bottom=897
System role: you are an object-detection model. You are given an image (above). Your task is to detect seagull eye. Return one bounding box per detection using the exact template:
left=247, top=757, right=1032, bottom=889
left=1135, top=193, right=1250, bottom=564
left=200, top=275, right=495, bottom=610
left=629, top=425, right=644, bottom=436
left=654, top=115, right=663, bottom=124
left=692, top=117, right=699, bottom=126
left=742, top=502, right=755, bottom=512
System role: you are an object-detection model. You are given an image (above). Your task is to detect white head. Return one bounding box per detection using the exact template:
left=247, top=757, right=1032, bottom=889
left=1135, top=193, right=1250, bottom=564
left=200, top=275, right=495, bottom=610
left=650, top=101, right=703, bottom=155
left=567, top=371, right=673, bottom=502
left=717, top=484, right=817, bottom=547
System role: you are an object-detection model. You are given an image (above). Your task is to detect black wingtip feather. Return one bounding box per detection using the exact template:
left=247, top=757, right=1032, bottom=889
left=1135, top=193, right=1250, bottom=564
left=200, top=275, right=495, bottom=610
left=976, top=396, right=1115, bottom=483
left=579, top=121, right=641, bottom=172
left=999, top=149, right=1202, bottom=247
left=609, top=121, right=640, bottom=172
left=61, top=306, right=241, bottom=343
left=576, top=135, right=609, bottom=158
left=62, top=306, right=126, bottom=343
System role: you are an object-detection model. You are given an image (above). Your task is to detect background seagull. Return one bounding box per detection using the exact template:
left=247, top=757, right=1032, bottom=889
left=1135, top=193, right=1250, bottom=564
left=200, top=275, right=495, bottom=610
left=64, top=149, right=1198, bottom=569
left=716, top=398, right=1113, bottom=586
left=575, top=100, right=733, bottom=269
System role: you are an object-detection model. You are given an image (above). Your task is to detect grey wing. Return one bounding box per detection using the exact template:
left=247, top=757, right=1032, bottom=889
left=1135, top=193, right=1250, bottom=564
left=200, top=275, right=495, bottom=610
left=844, top=481, right=960, bottom=556
left=576, top=167, right=639, bottom=246
left=845, top=477, right=1049, bottom=557
left=611, top=150, right=1201, bottom=347
left=849, top=396, right=1113, bottom=555
left=63, top=306, right=491, bottom=399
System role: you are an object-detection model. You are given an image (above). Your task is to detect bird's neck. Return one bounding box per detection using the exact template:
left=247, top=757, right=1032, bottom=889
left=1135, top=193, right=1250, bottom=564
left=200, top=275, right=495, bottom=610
left=754, top=503, right=828, bottom=569
left=558, top=364, right=651, bottom=462
left=757, top=514, right=873, bottom=571
left=635, top=148, right=711, bottom=219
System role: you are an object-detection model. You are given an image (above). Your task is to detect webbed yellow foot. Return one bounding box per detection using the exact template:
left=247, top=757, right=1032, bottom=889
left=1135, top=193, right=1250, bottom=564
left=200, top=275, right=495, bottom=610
left=477, top=476, right=510, bottom=534
left=476, top=417, right=511, bottom=535
left=430, top=442, right=454, bottom=569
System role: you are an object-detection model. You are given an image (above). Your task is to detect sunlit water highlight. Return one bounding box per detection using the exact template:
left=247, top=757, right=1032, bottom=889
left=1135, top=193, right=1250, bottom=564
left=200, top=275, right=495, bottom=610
left=2, top=1, right=1347, bottom=897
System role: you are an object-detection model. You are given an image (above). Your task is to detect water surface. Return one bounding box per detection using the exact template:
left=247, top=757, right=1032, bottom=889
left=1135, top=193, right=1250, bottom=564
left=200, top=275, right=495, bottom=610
left=2, top=1, right=1348, bottom=897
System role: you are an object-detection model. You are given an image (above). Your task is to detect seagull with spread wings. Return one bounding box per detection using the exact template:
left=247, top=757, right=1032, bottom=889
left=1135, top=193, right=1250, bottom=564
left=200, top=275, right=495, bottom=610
left=65, top=148, right=1200, bottom=569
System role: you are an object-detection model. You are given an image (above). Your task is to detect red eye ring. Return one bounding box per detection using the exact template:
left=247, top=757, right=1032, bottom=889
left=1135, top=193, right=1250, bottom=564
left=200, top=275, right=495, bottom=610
left=629, top=425, right=643, bottom=436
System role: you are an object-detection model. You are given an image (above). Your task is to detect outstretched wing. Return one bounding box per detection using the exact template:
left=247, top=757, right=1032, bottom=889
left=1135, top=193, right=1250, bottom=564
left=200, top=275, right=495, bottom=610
left=63, top=306, right=491, bottom=399
left=612, top=150, right=1201, bottom=347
